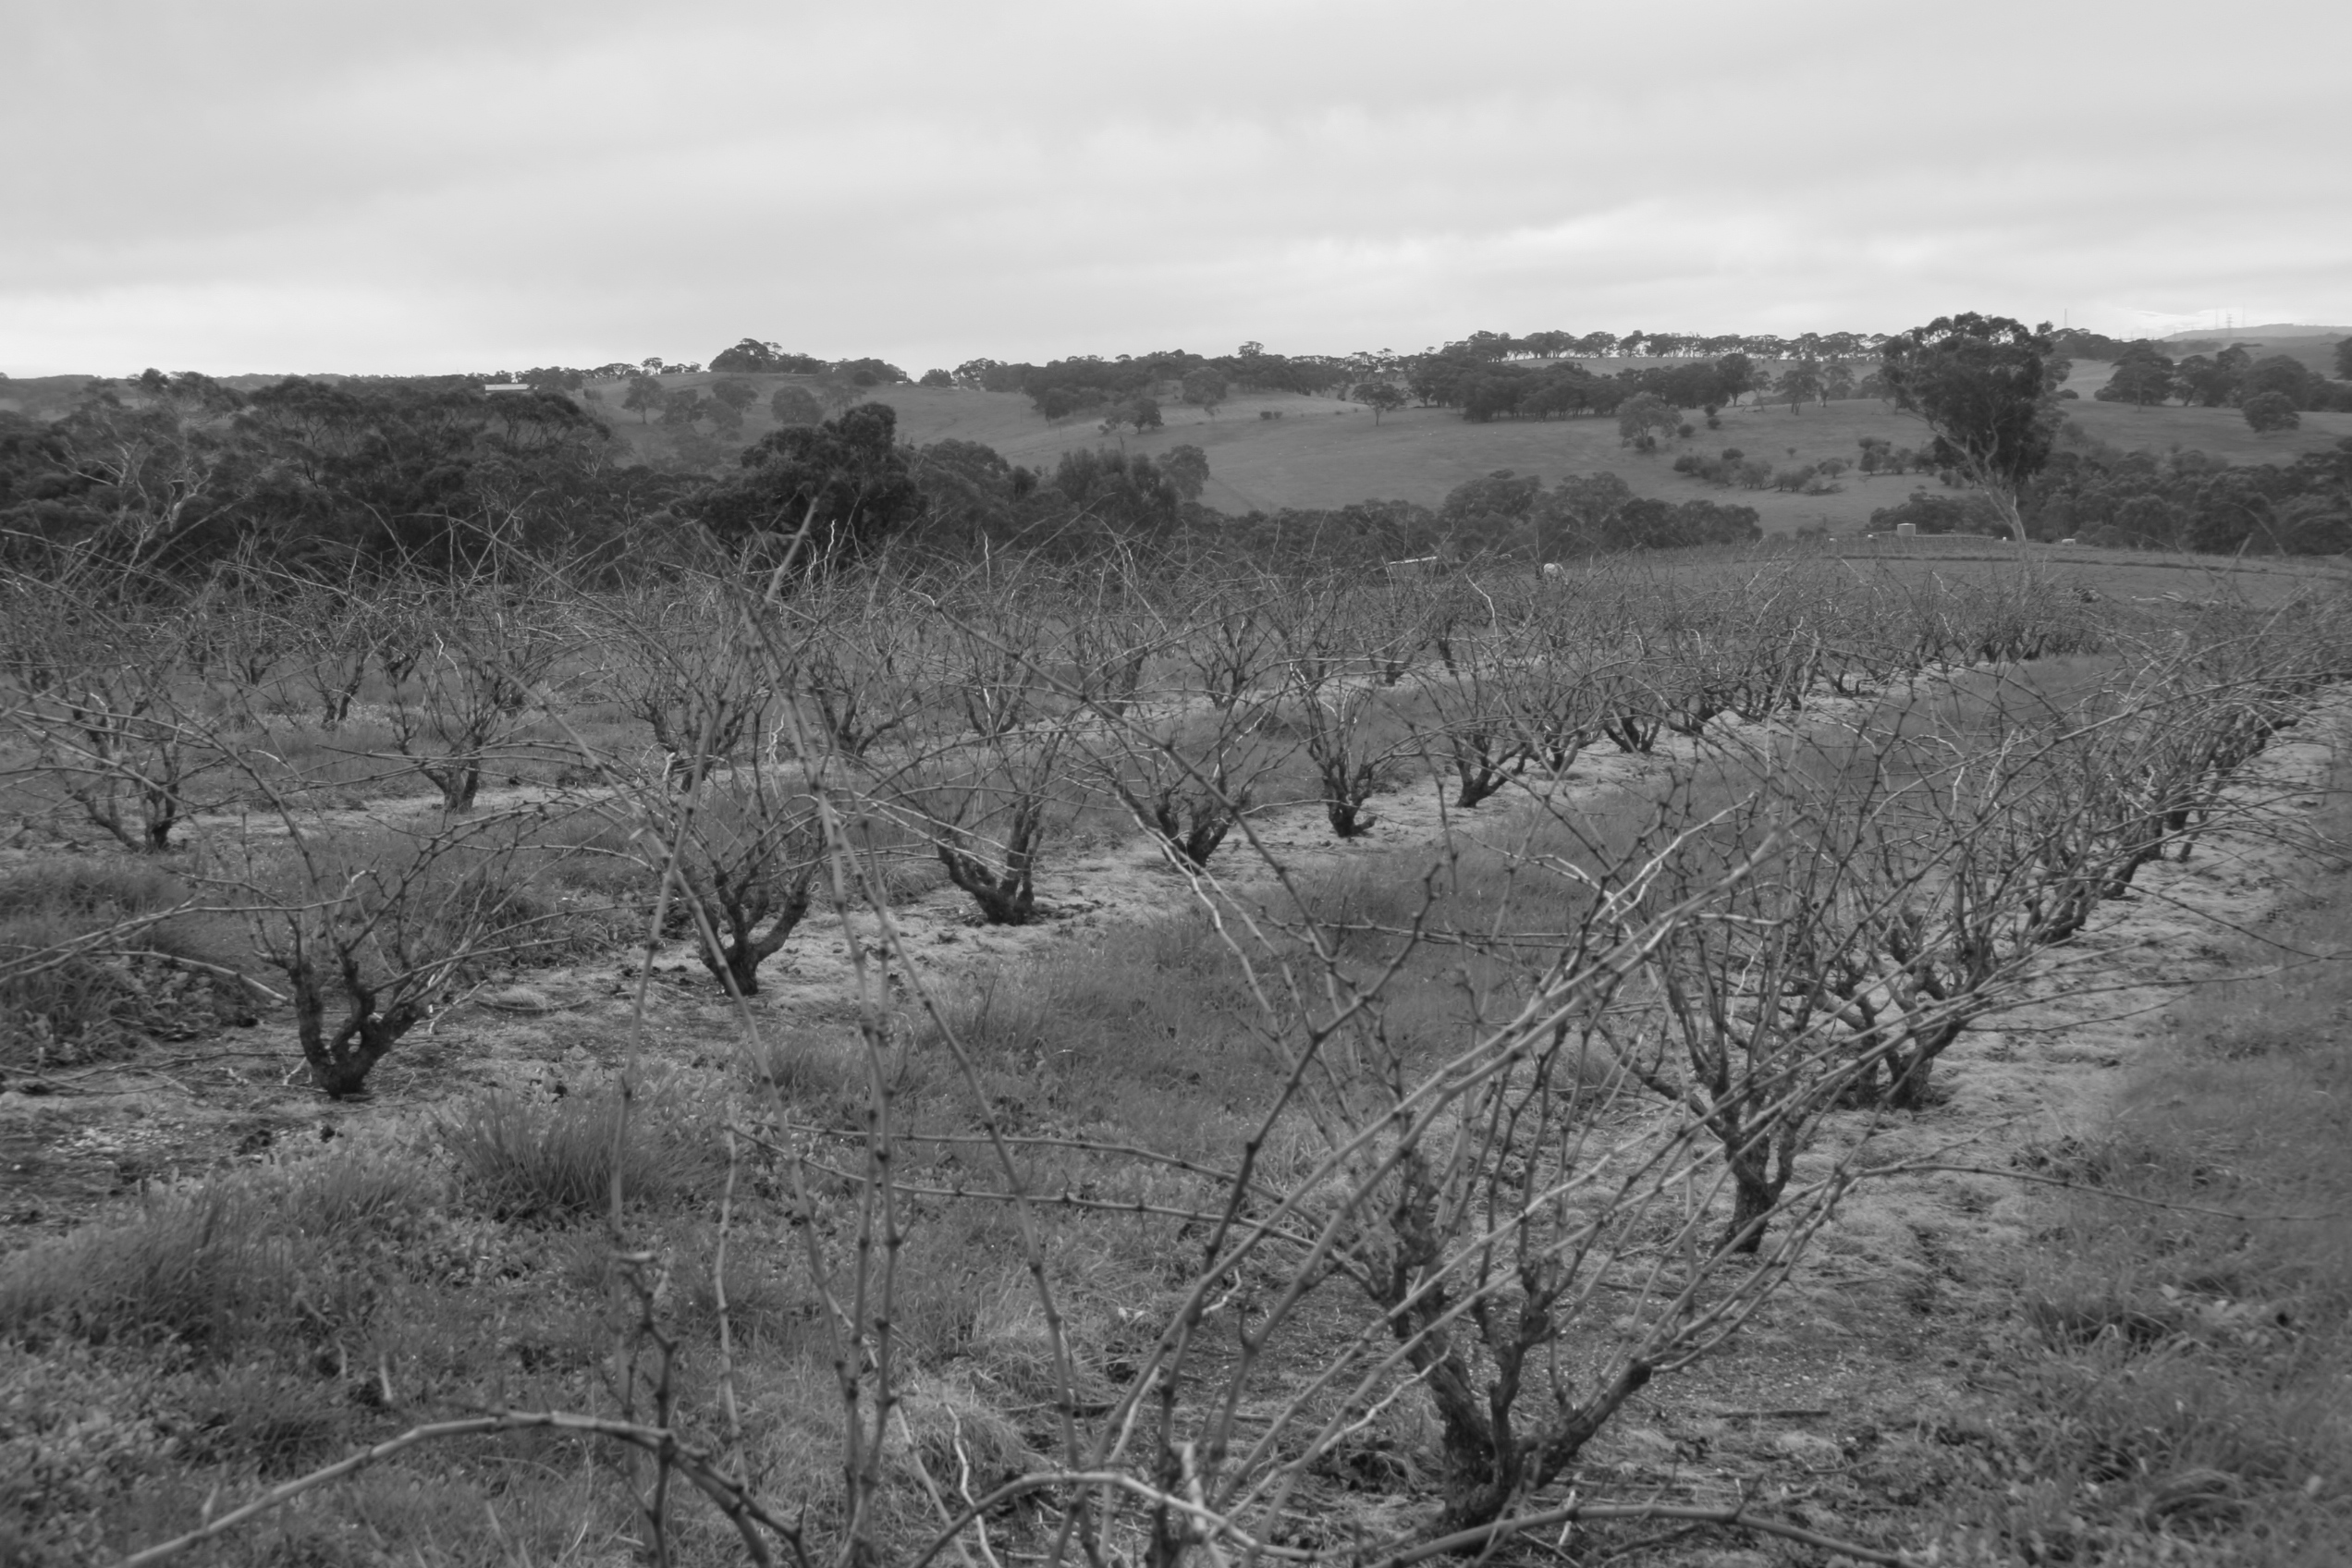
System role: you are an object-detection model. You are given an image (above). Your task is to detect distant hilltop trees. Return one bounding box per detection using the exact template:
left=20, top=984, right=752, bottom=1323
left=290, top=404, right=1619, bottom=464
left=843, top=330, right=1917, bottom=428
left=433, top=325, right=2352, bottom=435
left=446, top=327, right=1975, bottom=432
left=708, top=339, right=910, bottom=385
left=2084, top=338, right=2352, bottom=417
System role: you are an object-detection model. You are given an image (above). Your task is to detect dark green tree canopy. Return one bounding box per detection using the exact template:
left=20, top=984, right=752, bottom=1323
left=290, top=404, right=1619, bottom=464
left=1529, top=472, right=1756, bottom=556
left=768, top=385, right=825, bottom=427
left=2242, top=391, right=2301, bottom=433
left=1775, top=361, right=1825, bottom=411
left=2096, top=355, right=2177, bottom=407
left=1048, top=447, right=1183, bottom=539
left=688, top=402, right=921, bottom=564
left=1351, top=381, right=1406, bottom=423
left=833, top=358, right=910, bottom=386
left=2241, top=355, right=2321, bottom=409
left=1180, top=366, right=1229, bottom=412
left=0, top=374, right=646, bottom=574
left=1616, top=392, right=1679, bottom=442
left=2176, top=349, right=2248, bottom=408
left=1159, top=444, right=1209, bottom=501
left=910, top=437, right=1029, bottom=545
left=709, top=339, right=828, bottom=374
left=1440, top=468, right=1544, bottom=528
left=2025, top=436, right=2352, bottom=553
left=1098, top=394, right=1163, bottom=435
left=1880, top=313, right=2062, bottom=511
left=622, top=374, right=665, bottom=423
left=1868, top=488, right=2008, bottom=537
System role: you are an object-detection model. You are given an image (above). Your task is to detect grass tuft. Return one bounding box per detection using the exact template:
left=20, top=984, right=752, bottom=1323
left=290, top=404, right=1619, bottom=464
left=439, top=1084, right=715, bottom=1219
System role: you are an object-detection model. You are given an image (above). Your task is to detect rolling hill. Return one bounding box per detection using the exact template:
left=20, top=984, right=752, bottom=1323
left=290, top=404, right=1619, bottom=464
left=12, top=357, right=2346, bottom=540
left=2160, top=323, right=2350, bottom=343
left=607, top=366, right=2352, bottom=535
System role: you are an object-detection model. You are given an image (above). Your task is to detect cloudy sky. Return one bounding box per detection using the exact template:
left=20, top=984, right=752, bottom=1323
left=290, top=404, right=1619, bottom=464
left=5, top=0, right=2346, bottom=377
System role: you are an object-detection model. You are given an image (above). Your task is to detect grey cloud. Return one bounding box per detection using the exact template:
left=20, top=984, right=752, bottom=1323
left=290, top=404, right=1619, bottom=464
left=5, top=0, right=2346, bottom=374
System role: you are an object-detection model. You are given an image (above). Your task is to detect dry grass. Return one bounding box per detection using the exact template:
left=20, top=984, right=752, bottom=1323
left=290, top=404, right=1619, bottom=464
left=0, top=1140, right=429, bottom=1354
left=1931, top=778, right=2352, bottom=1561
left=438, top=1083, right=720, bottom=1220
left=908, top=909, right=1276, bottom=1153
left=0, top=858, right=255, bottom=1069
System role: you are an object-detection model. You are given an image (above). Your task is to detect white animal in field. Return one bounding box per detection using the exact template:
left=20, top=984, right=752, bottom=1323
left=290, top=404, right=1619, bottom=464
left=1542, top=562, right=1564, bottom=580
left=1383, top=556, right=1442, bottom=582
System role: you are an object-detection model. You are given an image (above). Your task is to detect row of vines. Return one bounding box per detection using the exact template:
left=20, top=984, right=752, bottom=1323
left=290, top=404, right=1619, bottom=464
left=3, top=543, right=2345, bottom=1566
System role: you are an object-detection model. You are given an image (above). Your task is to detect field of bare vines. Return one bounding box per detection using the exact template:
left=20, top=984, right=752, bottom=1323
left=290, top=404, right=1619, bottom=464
left=3, top=539, right=2348, bottom=1567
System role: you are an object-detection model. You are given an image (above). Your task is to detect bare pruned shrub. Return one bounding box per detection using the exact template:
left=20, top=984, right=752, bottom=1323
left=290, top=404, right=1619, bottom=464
left=1274, top=594, right=1408, bottom=837
left=8, top=603, right=225, bottom=852
left=178, top=570, right=300, bottom=718
left=79, top=557, right=2352, bottom=1568
left=1358, top=573, right=1451, bottom=685
left=902, top=729, right=1069, bottom=925
left=1609, top=757, right=1926, bottom=1249
left=1181, top=580, right=1284, bottom=709
left=1048, top=563, right=1166, bottom=717
left=380, top=580, right=570, bottom=811
left=1094, top=798, right=1878, bottom=1541
left=279, top=578, right=387, bottom=729
left=1811, top=648, right=2305, bottom=1111
left=1502, top=628, right=1613, bottom=778
left=1409, top=631, right=1537, bottom=806
left=1597, top=656, right=1667, bottom=753
left=215, top=810, right=572, bottom=1096
left=617, top=760, right=828, bottom=996
left=1084, top=695, right=1292, bottom=867
left=937, top=594, right=1055, bottom=741
left=786, top=579, right=931, bottom=760
left=601, top=582, right=774, bottom=790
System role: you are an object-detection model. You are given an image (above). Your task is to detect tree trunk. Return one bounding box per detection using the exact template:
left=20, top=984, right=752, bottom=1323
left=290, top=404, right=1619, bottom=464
left=714, top=940, right=766, bottom=998
left=694, top=881, right=813, bottom=996
left=1885, top=1047, right=1934, bottom=1111
left=1148, top=796, right=1230, bottom=868
left=429, top=759, right=482, bottom=812
left=1725, top=1170, right=1776, bottom=1256
left=939, top=844, right=1035, bottom=925
left=139, top=775, right=181, bottom=852
left=296, top=989, right=414, bottom=1098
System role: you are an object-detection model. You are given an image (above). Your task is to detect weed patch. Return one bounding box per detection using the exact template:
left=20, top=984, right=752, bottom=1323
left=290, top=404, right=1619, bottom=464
left=1942, top=778, right=2352, bottom=1559
left=439, top=1084, right=717, bottom=1219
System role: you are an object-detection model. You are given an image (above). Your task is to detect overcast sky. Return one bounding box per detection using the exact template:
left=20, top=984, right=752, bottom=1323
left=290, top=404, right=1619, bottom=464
left=5, top=0, right=2347, bottom=378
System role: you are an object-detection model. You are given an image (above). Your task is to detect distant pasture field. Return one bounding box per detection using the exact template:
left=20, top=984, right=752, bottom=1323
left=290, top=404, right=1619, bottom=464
left=607, top=363, right=2352, bottom=535
left=2057, top=393, right=2352, bottom=463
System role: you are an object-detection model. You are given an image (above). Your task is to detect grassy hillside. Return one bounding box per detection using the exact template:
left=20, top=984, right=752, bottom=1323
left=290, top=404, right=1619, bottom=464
left=0, top=375, right=108, bottom=423
left=607, top=359, right=2350, bottom=535
left=2160, top=323, right=2350, bottom=343
left=2154, top=325, right=2349, bottom=380
left=16, top=358, right=2344, bottom=540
